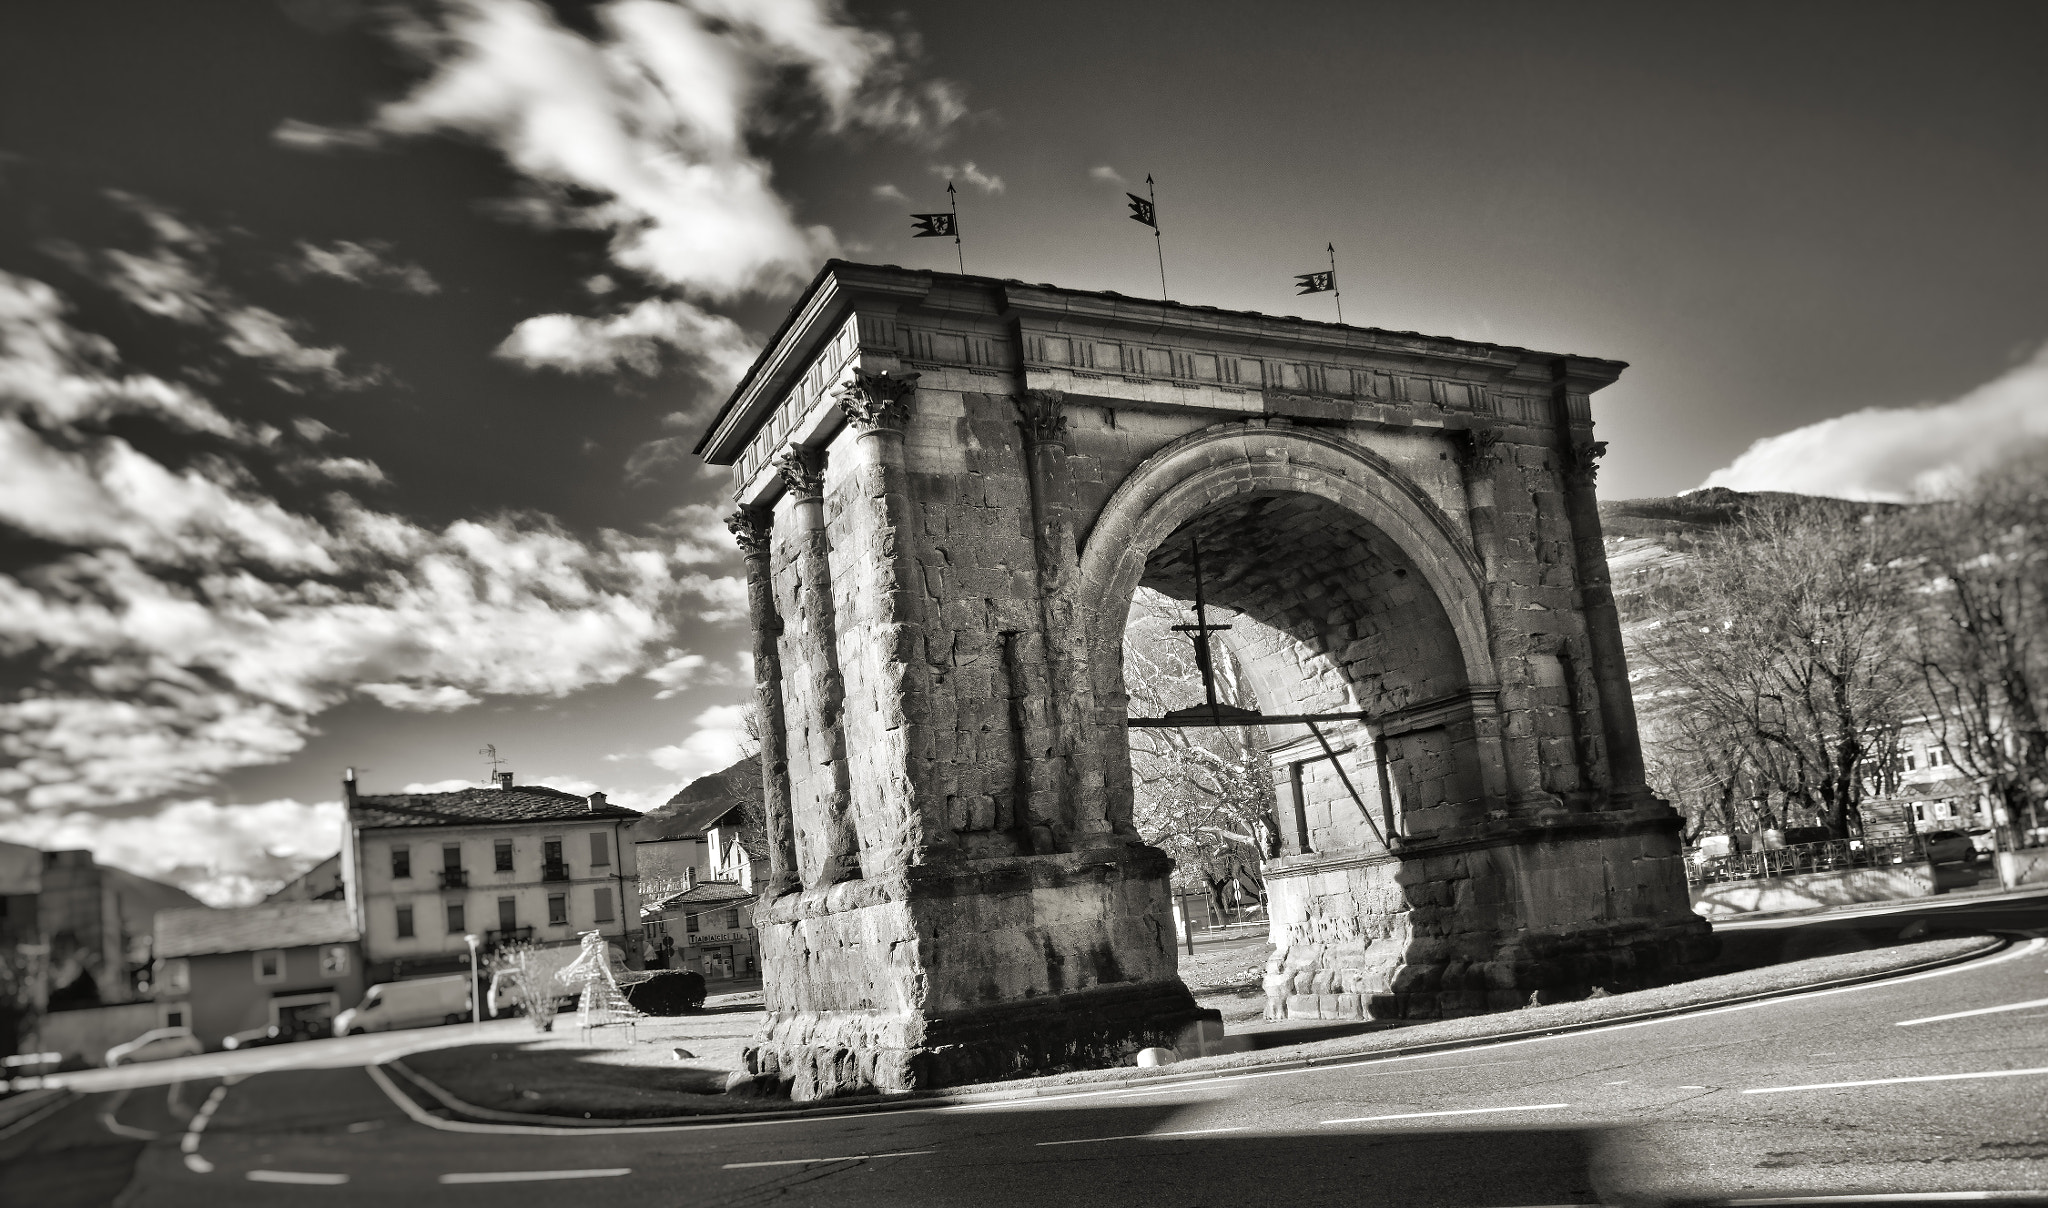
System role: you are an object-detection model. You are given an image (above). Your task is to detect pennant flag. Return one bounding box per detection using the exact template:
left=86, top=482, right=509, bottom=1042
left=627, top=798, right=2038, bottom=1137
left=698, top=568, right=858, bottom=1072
left=911, top=212, right=957, bottom=238
left=1126, top=193, right=1156, bottom=229
left=1294, top=269, right=1336, bottom=294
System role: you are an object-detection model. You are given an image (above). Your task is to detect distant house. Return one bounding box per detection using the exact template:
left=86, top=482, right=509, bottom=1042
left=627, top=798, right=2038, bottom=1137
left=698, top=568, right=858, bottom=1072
left=340, top=770, right=644, bottom=984
left=265, top=854, right=344, bottom=903
left=640, top=881, right=758, bottom=981
left=35, top=849, right=201, bottom=1009
left=634, top=757, right=763, bottom=896
left=153, top=900, right=364, bottom=1048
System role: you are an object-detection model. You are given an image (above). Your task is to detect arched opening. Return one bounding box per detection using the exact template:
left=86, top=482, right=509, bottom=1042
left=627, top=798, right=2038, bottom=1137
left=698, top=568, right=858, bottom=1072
left=1120, top=490, right=1483, bottom=875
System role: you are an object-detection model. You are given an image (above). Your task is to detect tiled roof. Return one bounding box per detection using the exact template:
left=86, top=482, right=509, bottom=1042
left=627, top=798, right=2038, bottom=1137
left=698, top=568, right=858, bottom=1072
left=351, top=785, right=642, bottom=829
left=643, top=880, right=754, bottom=914
left=156, top=900, right=358, bottom=959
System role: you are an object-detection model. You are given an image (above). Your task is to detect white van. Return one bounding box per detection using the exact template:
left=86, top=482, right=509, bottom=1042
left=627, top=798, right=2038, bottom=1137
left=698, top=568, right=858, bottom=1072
left=333, top=974, right=473, bottom=1036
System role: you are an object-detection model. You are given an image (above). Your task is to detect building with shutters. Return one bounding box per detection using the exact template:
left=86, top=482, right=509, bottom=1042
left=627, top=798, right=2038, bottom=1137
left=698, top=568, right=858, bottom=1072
left=340, top=770, right=644, bottom=984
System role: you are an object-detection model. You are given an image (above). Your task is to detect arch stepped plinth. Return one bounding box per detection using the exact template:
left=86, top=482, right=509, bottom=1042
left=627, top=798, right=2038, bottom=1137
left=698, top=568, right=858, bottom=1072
left=696, top=261, right=1711, bottom=1098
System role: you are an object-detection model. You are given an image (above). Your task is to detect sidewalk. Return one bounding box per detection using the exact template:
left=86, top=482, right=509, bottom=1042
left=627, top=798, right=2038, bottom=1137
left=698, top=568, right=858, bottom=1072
left=383, top=930, right=2009, bottom=1129
left=1709, top=880, right=2048, bottom=927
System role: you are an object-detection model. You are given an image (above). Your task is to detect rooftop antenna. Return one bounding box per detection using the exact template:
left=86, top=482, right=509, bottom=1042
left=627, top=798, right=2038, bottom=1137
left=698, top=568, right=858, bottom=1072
left=479, top=744, right=505, bottom=785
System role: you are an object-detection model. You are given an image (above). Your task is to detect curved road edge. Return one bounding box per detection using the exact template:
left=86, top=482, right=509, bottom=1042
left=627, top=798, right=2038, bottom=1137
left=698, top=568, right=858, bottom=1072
left=374, top=932, right=2031, bottom=1135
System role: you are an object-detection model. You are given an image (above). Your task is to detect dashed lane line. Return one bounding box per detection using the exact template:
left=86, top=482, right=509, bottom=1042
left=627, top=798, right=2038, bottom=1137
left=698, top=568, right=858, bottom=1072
left=1896, top=995, right=2048, bottom=1026
left=439, top=1169, right=632, bottom=1183
left=1323, top=1102, right=1570, bottom=1125
left=180, top=1082, right=229, bottom=1174
left=1742, top=1066, right=2048, bottom=1095
left=723, top=1151, right=933, bottom=1169
left=1036, top=1126, right=1247, bottom=1146
left=247, top=1171, right=349, bottom=1185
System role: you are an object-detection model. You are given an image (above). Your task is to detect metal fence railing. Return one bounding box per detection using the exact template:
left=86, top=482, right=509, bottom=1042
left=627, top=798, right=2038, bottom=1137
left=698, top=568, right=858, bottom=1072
left=1686, top=836, right=1931, bottom=887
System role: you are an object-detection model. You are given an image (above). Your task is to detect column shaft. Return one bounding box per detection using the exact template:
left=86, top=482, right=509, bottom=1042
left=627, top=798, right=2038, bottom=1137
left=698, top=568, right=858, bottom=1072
left=727, top=510, right=798, bottom=896
left=773, top=449, right=860, bottom=886
left=1455, top=427, right=1547, bottom=809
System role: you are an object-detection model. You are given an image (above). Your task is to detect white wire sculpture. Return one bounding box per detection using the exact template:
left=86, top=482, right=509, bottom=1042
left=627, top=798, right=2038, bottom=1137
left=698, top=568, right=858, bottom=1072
left=557, top=929, right=650, bottom=1042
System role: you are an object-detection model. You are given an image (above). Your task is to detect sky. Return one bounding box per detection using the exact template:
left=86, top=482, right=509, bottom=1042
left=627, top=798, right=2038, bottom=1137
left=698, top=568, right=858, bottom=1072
left=1, top=0, right=2043, bottom=903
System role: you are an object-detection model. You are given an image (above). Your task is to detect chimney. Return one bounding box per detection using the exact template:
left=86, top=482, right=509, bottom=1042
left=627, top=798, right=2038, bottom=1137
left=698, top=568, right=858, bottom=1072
left=494, top=771, right=514, bottom=790
left=586, top=791, right=608, bottom=812
left=343, top=767, right=358, bottom=807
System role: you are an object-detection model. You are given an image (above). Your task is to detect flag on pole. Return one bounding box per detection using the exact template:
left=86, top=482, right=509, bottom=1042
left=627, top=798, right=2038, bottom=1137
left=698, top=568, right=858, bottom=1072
left=1294, top=269, right=1336, bottom=294
left=1126, top=193, right=1156, bottom=228
left=910, top=212, right=957, bottom=238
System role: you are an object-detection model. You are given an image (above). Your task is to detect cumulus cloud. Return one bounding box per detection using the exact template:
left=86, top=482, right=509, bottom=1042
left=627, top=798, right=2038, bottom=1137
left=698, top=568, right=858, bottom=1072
left=646, top=703, right=751, bottom=780
left=495, top=296, right=757, bottom=384
left=0, top=797, right=347, bottom=906
left=366, top=0, right=957, bottom=299
left=931, top=161, right=1003, bottom=193
left=1088, top=165, right=1127, bottom=185
left=291, top=239, right=440, bottom=294
left=0, top=271, right=745, bottom=811
left=1700, top=344, right=2048, bottom=500
left=0, top=269, right=244, bottom=438
left=872, top=182, right=907, bottom=202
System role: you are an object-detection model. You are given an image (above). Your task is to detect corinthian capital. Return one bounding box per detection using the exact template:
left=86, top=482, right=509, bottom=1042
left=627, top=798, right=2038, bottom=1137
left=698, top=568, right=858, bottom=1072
left=1012, top=389, right=1068, bottom=446
left=834, top=369, right=921, bottom=433
left=770, top=447, right=824, bottom=499
left=1565, top=439, right=1608, bottom=485
left=726, top=508, right=772, bottom=557
left=1454, top=426, right=1502, bottom=472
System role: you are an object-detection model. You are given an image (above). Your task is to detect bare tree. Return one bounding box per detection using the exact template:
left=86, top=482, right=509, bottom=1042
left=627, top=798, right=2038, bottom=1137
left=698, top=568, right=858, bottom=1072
left=1632, top=500, right=1917, bottom=839
left=488, top=940, right=566, bottom=1033
left=1123, top=588, right=1280, bottom=914
left=1905, top=452, right=2048, bottom=840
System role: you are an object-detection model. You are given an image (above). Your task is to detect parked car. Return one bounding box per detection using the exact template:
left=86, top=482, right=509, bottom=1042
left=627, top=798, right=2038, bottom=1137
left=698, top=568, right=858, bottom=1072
left=333, top=974, right=472, bottom=1036
left=106, top=1027, right=203, bottom=1067
left=1920, top=829, right=1976, bottom=865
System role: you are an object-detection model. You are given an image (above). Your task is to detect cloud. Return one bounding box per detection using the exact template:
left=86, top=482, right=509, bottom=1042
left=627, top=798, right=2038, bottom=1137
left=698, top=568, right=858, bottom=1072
left=642, top=644, right=742, bottom=699
left=0, top=270, right=746, bottom=811
left=930, top=161, right=1003, bottom=193
left=1700, top=343, right=2048, bottom=501
left=495, top=296, right=757, bottom=384
left=367, top=0, right=958, bottom=300
left=0, top=797, right=347, bottom=906
left=1088, top=165, right=1127, bottom=186
left=872, top=183, right=907, bottom=202
left=0, top=269, right=245, bottom=438
left=58, top=197, right=367, bottom=390
left=646, top=703, right=751, bottom=781
left=291, top=239, right=440, bottom=295
left=271, top=118, right=379, bottom=151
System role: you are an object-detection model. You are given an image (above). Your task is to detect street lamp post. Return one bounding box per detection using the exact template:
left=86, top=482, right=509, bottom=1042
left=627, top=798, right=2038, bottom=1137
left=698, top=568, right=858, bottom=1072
left=463, top=933, right=481, bottom=1029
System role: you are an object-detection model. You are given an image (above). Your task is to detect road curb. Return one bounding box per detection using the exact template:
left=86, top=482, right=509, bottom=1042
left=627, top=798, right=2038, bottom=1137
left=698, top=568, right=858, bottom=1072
left=382, top=933, right=2011, bottom=1132
left=0, top=1087, right=75, bottom=1142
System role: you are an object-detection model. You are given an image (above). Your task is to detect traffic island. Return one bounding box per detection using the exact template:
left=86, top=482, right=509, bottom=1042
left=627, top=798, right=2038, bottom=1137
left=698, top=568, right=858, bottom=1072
left=381, top=931, right=2001, bottom=1126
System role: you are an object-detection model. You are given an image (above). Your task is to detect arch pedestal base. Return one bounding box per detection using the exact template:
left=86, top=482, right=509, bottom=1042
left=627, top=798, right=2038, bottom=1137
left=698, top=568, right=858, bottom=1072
left=1263, top=811, right=1716, bottom=1021
left=744, top=844, right=1219, bottom=1100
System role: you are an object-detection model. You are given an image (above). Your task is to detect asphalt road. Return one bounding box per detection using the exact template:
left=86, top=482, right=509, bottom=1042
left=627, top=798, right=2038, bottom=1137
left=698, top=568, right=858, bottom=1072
left=6, top=890, right=2046, bottom=1207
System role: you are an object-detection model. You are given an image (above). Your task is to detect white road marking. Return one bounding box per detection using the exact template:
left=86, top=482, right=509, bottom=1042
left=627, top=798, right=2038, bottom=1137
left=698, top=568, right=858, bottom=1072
left=247, top=1171, right=349, bottom=1185
left=1036, top=1126, right=1247, bottom=1146
left=179, top=1082, right=229, bottom=1174
left=1743, top=1066, right=2048, bottom=1095
left=97, top=1088, right=157, bottom=1140
left=723, top=1151, right=933, bottom=1169
left=1896, top=995, right=2048, bottom=1027
left=1726, top=1192, right=2046, bottom=1204
left=1323, top=1102, right=1569, bottom=1124
left=439, top=1168, right=632, bottom=1183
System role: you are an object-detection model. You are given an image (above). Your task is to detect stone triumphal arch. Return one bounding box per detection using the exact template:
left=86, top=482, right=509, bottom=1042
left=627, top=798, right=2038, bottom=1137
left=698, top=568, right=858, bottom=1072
left=697, top=261, right=1710, bottom=1099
